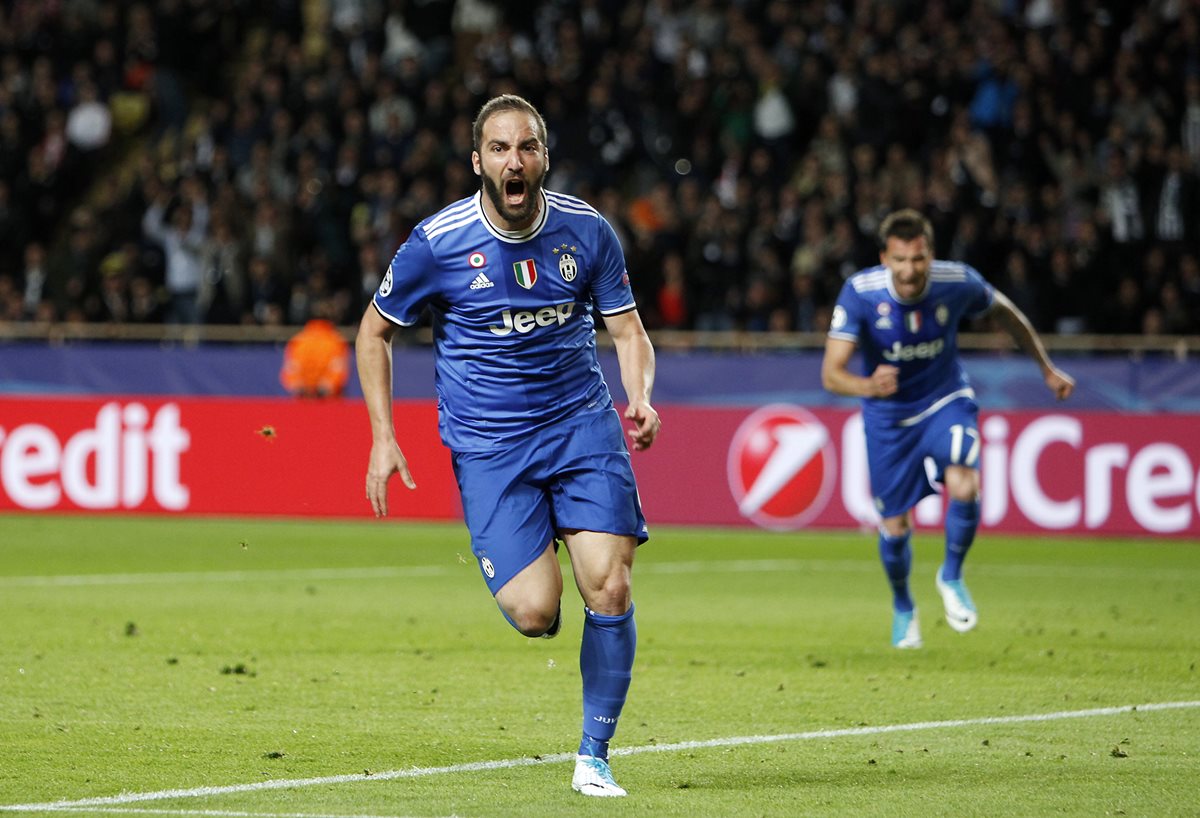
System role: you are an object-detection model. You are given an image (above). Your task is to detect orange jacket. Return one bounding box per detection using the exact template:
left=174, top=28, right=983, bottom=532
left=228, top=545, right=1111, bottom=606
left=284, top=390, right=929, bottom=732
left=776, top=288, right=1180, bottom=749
left=280, top=319, right=350, bottom=397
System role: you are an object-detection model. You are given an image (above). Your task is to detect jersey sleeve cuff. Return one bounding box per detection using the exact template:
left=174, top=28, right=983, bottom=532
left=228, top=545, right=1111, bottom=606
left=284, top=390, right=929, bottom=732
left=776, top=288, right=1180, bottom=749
left=598, top=302, right=637, bottom=316
left=372, top=299, right=417, bottom=327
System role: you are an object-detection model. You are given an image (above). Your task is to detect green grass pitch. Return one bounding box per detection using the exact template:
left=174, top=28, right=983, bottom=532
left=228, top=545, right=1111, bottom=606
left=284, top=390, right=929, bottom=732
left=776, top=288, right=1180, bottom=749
left=1, top=514, right=1197, bottom=817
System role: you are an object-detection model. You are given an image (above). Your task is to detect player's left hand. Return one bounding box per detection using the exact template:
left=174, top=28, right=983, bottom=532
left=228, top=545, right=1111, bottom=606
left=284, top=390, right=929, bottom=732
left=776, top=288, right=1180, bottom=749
left=625, top=400, right=661, bottom=451
left=1046, top=366, right=1075, bottom=401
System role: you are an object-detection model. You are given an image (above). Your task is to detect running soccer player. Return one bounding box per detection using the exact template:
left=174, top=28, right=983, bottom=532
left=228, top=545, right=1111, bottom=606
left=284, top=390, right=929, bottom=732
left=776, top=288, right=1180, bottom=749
left=356, top=94, right=660, bottom=796
left=821, top=208, right=1074, bottom=648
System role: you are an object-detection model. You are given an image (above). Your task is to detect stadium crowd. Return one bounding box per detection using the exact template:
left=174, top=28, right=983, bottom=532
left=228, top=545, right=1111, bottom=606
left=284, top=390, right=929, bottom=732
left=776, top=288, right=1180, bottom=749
left=1, top=0, right=1198, bottom=335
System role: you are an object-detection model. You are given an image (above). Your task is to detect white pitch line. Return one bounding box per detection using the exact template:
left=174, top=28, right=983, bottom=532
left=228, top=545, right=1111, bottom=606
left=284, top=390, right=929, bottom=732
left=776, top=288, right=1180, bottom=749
left=51, top=806, right=436, bottom=810
left=0, top=566, right=454, bottom=588
left=3, top=700, right=1197, bottom=813
left=2, top=559, right=1196, bottom=588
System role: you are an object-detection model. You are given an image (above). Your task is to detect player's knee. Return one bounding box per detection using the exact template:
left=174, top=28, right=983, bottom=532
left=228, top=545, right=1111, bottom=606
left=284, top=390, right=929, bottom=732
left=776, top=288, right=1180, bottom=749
left=585, top=573, right=632, bottom=616
left=944, top=466, right=980, bottom=501
left=880, top=515, right=911, bottom=539
left=502, top=602, right=559, bottom=637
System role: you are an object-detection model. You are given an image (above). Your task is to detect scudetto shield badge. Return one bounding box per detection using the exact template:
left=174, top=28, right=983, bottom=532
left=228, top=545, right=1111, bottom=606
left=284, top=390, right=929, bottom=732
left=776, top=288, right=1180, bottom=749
left=513, top=259, right=538, bottom=289
left=559, top=252, right=577, bottom=282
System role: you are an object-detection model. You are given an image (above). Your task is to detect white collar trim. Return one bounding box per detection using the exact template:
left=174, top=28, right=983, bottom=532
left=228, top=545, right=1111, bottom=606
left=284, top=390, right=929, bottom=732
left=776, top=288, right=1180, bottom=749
left=476, top=190, right=548, bottom=243
left=886, top=267, right=931, bottom=304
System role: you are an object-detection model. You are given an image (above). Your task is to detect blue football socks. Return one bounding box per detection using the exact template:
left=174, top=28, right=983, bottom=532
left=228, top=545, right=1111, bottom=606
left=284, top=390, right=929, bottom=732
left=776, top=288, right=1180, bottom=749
left=878, top=531, right=914, bottom=613
left=942, top=498, right=980, bottom=581
left=578, top=604, right=636, bottom=759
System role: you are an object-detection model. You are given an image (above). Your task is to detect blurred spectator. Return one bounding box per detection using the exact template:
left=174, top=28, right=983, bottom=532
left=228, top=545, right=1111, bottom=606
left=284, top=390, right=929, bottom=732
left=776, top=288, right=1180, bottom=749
left=279, top=298, right=351, bottom=398
left=246, top=253, right=284, bottom=324
left=93, top=252, right=132, bottom=323
left=199, top=217, right=246, bottom=324
left=141, top=178, right=210, bottom=324
left=19, top=242, right=48, bottom=318
left=0, top=0, right=1197, bottom=339
left=65, top=80, right=112, bottom=153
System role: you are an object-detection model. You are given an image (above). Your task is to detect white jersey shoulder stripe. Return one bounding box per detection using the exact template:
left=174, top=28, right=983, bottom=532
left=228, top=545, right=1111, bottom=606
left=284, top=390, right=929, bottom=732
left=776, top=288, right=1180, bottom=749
left=930, top=260, right=968, bottom=280
left=546, top=190, right=599, bottom=216
left=424, top=210, right=481, bottom=241
left=851, top=269, right=889, bottom=292
left=548, top=200, right=599, bottom=218
left=423, top=196, right=477, bottom=233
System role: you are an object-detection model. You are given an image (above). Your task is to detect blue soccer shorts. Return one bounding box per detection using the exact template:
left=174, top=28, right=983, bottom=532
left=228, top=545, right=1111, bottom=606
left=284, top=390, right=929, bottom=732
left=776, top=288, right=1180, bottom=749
left=865, top=395, right=981, bottom=519
left=450, top=408, right=649, bottom=596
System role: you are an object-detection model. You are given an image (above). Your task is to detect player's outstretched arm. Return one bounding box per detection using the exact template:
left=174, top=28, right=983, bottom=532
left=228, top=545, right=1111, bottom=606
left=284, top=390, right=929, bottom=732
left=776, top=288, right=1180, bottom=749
left=603, top=309, right=661, bottom=451
left=356, top=306, right=417, bottom=517
left=821, top=337, right=898, bottom=398
left=988, top=291, right=1076, bottom=401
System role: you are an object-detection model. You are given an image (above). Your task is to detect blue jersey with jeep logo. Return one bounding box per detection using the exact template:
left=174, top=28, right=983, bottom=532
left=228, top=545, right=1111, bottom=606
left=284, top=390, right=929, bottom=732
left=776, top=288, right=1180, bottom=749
left=828, top=260, right=995, bottom=427
left=373, top=189, right=636, bottom=452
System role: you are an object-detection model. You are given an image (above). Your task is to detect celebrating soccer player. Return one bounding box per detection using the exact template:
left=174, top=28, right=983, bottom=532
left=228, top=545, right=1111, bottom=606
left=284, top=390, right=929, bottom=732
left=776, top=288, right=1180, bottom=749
left=821, top=208, right=1074, bottom=648
left=355, top=94, right=660, bottom=796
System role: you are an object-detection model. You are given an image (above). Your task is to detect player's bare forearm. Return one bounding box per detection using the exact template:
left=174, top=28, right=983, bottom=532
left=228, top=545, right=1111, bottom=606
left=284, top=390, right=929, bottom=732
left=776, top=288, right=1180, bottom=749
left=821, top=337, right=898, bottom=398
left=356, top=307, right=398, bottom=441
left=605, top=310, right=661, bottom=450
left=990, top=291, right=1075, bottom=400
left=355, top=307, right=416, bottom=515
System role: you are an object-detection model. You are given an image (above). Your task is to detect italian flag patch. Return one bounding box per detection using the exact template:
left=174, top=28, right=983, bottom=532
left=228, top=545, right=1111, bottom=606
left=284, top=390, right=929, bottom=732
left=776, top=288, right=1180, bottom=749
left=905, top=311, right=922, bottom=333
left=513, top=259, right=538, bottom=289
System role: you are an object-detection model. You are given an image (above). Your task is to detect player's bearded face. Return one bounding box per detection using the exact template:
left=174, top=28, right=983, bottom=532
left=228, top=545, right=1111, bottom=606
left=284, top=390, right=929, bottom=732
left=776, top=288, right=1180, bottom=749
left=475, top=111, right=548, bottom=229
left=481, top=160, right=547, bottom=226
left=882, top=236, right=932, bottom=300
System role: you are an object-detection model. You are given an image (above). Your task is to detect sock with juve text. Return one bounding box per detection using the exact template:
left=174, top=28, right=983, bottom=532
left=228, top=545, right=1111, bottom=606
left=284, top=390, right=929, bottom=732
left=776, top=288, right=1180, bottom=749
left=878, top=531, right=914, bottom=613
left=942, top=498, right=980, bottom=581
left=578, top=604, right=636, bottom=760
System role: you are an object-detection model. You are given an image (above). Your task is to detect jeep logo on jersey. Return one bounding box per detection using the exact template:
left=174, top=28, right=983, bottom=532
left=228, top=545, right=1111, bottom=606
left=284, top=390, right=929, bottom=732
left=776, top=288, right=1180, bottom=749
left=727, top=404, right=836, bottom=530
left=513, top=259, right=538, bottom=289
left=488, top=302, right=576, bottom=336
left=559, top=252, right=577, bottom=282
left=881, top=337, right=945, bottom=361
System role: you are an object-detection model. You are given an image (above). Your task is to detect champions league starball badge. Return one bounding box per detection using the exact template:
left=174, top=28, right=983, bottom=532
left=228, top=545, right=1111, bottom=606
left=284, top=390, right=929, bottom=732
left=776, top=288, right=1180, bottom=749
left=727, top=404, right=837, bottom=530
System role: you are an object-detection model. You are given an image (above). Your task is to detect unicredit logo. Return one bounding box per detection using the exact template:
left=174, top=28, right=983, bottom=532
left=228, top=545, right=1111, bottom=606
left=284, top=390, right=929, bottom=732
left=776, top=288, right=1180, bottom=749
left=727, top=404, right=836, bottom=530
left=0, top=402, right=190, bottom=510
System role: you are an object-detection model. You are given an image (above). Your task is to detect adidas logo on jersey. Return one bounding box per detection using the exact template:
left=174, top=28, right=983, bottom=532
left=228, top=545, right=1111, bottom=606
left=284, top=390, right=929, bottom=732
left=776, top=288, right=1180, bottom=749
left=470, top=273, right=494, bottom=290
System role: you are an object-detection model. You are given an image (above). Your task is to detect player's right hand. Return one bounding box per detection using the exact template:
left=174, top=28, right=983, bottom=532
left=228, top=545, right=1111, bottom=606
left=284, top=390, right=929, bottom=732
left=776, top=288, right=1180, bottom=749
left=868, top=364, right=900, bottom=397
left=624, top=399, right=661, bottom=451
left=365, top=440, right=416, bottom=518
left=1046, top=366, right=1075, bottom=401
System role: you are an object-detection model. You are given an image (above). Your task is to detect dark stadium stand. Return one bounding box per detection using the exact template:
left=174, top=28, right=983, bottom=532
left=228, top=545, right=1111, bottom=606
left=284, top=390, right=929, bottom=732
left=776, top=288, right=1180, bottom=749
left=0, top=0, right=1198, bottom=339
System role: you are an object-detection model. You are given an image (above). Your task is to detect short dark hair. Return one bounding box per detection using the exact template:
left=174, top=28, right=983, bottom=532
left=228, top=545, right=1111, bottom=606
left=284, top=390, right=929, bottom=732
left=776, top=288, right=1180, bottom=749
left=878, top=208, right=934, bottom=250
left=472, top=94, right=547, bottom=153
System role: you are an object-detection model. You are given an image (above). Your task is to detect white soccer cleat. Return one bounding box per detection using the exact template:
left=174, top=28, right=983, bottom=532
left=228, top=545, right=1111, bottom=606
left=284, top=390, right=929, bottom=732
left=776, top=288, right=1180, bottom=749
left=936, top=567, right=978, bottom=632
left=572, top=754, right=627, bottom=797
left=892, top=608, right=923, bottom=649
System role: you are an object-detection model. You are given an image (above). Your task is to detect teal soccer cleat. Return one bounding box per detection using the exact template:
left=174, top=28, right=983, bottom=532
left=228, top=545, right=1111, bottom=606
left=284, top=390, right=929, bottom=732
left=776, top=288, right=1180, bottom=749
left=572, top=755, right=627, bottom=797
left=892, top=608, right=923, bottom=648
left=936, top=567, right=978, bottom=632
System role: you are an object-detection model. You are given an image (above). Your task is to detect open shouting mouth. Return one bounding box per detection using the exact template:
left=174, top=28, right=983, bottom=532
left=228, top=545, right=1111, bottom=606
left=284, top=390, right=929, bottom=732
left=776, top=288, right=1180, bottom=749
left=504, top=176, right=528, bottom=207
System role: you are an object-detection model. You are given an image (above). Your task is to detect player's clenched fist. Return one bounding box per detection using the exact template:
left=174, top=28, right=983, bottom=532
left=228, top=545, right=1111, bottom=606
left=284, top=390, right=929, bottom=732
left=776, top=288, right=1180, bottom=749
left=869, top=364, right=900, bottom=398
left=624, top=401, right=661, bottom=451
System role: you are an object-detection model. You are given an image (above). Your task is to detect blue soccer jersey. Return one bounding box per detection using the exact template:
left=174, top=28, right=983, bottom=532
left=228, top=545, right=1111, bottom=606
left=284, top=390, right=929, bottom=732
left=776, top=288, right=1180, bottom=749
left=373, top=189, right=636, bottom=451
left=828, top=260, right=995, bottom=427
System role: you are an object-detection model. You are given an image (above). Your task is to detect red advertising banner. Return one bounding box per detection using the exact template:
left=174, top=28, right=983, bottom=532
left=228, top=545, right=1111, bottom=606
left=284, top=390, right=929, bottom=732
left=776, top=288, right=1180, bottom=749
left=0, top=396, right=458, bottom=519
left=2, top=397, right=1198, bottom=536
